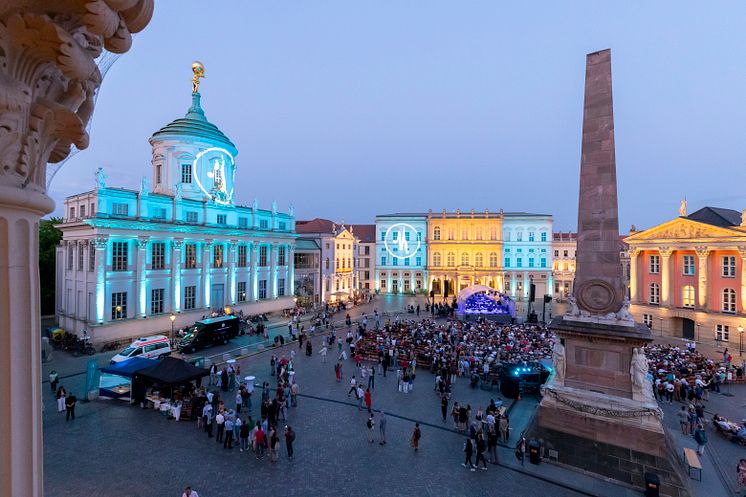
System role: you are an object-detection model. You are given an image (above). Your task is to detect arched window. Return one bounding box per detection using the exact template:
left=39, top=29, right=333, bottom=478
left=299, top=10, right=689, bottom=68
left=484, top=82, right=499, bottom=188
left=489, top=252, right=498, bottom=267
left=516, top=231, right=523, bottom=242
left=649, top=283, right=660, bottom=305
left=432, top=226, right=440, bottom=241
left=540, top=231, right=547, bottom=242
left=503, top=230, right=510, bottom=241
left=528, top=231, right=535, bottom=242
left=682, top=285, right=695, bottom=308
left=433, top=252, right=441, bottom=267
left=490, top=227, right=497, bottom=241
left=461, top=252, right=470, bottom=266
left=447, top=228, right=454, bottom=240
left=475, top=253, right=483, bottom=267
left=447, top=252, right=455, bottom=267
left=475, top=228, right=483, bottom=240
left=722, top=288, right=737, bottom=313
left=325, top=258, right=330, bottom=270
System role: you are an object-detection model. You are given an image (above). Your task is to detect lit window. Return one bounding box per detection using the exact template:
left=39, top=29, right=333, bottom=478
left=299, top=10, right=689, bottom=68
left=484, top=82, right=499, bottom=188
left=682, top=285, right=695, bottom=308
left=433, top=253, right=441, bottom=267
left=185, top=244, right=197, bottom=269
left=181, top=163, right=192, bottom=183
left=722, top=288, right=737, bottom=313
left=649, top=255, right=660, bottom=274
left=150, top=288, right=164, bottom=314
left=649, top=283, right=660, bottom=304
left=475, top=253, right=483, bottom=267
left=112, top=241, right=128, bottom=271
left=722, top=256, right=736, bottom=277
left=111, top=292, right=127, bottom=320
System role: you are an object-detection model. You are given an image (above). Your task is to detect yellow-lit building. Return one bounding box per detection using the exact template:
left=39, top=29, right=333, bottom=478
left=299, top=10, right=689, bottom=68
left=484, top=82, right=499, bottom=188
left=427, top=209, right=505, bottom=297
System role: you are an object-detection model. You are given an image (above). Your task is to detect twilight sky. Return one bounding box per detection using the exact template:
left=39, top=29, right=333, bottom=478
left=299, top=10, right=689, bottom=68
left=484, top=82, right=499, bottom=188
left=50, top=1, right=746, bottom=231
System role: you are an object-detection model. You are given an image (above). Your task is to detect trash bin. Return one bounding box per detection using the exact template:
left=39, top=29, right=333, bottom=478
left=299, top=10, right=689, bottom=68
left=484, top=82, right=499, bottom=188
left=528, top=439, right=541, bottom=465
left=644, top=472, right=660, bottom=497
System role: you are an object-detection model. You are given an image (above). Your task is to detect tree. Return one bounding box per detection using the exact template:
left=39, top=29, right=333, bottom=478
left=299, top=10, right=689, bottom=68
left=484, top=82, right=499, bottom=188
left=39, top=217, right=62, bottom=315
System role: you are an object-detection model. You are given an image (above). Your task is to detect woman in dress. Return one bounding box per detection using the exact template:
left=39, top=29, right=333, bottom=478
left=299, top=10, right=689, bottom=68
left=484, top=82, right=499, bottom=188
left=411, top=423, right=421, bottom=452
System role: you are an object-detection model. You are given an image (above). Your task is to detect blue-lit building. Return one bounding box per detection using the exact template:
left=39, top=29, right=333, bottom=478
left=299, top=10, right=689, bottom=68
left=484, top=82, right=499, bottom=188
left=502, top=213, right=553, bottom=302
left=56, top=84, right=296, bottom=344
left=375, top=214, right=428, bottom=294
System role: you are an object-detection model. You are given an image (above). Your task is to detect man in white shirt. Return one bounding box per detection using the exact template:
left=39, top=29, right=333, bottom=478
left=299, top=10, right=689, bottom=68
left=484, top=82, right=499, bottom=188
left=182, top=486, right=199, bottom=497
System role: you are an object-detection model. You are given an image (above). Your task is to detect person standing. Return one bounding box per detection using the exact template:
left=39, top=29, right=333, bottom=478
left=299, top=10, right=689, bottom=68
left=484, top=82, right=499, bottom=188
left=319, top=344, right=328, bottom=363
left=475, top=433, right=488, bottom=470
left=411, top=423, right=421, bottom=452
left=356, top=385, right=365, bottom=410
left=368, top=365, right=375, bottom=389
left=487, top=430, right=498, bottom=464
left=364, top=388, right=372, bottom=413
left=693, top=423, right=708, bottom=456
left=441, top=395, right=449, bottom=423
left=215, top=411, right=225, bottom=443
left=678, top=406, right=690, bottom=435
left=367, top=414, right=375, bottom=443
left=223, top=416, right=234, bottom=449
left=291, top=381, right=299, bottom=407
left=379, top=411, right=387, bottom=445
left=254, top=425, right=265, bottom=459
left=49, top=370, right=59, bottom=393
left=270, top=428, right=280, bottom=463
left=56, top=385, right=67, bottom=413
left=239, top=418, right=250, bottom=451
left=65, top=392, right=77, bottom=421
left=463, top=437, right=475, bottom=471
left=182, top=486, right=199, bottom=497
left=285, top=425, right=295, bottom=458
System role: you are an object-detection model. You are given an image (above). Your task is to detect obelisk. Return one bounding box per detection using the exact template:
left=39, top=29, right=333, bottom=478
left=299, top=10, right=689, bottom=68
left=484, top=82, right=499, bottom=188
left=533, top=50, right=686, bottom=496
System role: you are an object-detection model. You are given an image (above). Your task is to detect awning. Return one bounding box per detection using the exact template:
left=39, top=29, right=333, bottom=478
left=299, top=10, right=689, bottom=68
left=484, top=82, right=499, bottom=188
left=100, top=357, right=158, bottom=378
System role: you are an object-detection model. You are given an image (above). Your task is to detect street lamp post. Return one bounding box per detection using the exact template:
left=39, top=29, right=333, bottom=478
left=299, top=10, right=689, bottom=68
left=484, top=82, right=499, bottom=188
left=739, top=325, right=744, bottom=357
left=169, top=312, right=176, bottom=345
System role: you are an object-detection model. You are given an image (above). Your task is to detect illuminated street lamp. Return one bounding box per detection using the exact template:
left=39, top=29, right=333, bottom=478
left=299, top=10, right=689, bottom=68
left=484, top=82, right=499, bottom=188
left=224, top=305, right=232, bottom=315
left=115, top=305, right=122, bottom=320
left=170, top=312, right=176, bottom=345
left=739, top=325, right=744, bottom=357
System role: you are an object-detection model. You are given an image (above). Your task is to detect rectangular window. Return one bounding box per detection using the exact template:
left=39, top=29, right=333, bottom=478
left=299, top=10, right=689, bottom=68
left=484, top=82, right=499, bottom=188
left=155, top=164, right=161, bottom=185
left=461, top=229, right=468, bottom=240
left=554, top=250, right=559, bottom=257
left=540, top=258, right=547, bottom=268
left=184, top=285, right=196, bottom=310
left=213, top=244, right=224, bottom=268
left=563, top=250, right=568, bottom=257
left=112, top=203, right=129, bottom=216
left=364, top=270, right=370, bottom=279
left=216, top=214, right=227, bottom=225
left=111, top=292, right=127, bottom=320
left=416, top=256, right=421, bottom=266
left=90, top=203, right=95, bottom=216
left=278, top=246, right=286, bottom=266
left=529, top=258, right=535, bottom=268
left=238, top=245, right=247, bottom=267
left=259, top=246, right=268, bottom=266
left=364, top=246, right=370, bottom=255
left=89, top=243, right=95, bottom=272
left=237, top=282, right=247, bottom=302
left=260, top=219, right=269, bottom=229
left=69, top=207, right=75, bottom=219
left=112, top=241, right=128, bottom=271
left=416, top=232, right=422, bottom=241
left=259, top=280, right=267, bottom=299
left=722, top=256, right=736, bottom=277
left=150, top=288, right=164, bottom=315
left=541, top=232, right=547, bottom=242
left=447, top=228, right=454, bottom=241
left=643, top=314, right=653, bottom=327
left=529, top=232, right=535, bottom=242
left=682, top=286, right=695, bottom=308
left=80, top=205, right=86, bottom=217
left=683, top=255, right=695, bottom=275
left=517, top=232, right=523, bottom=241
left=279, top=221, right=287, bottom=230
left=77, top=244, right=84, bottom=270
left=392, top=257, right=398, bottom=266
left=404, top=257, right=410, bottom=266
left=716, top=324, right=730, bottom=342
left=516, top=257, right=522, bottom=268
left=185, top=243, right=197, bottom=269
left=392, top=231, right=398, bottom=241
left=181, top=163, right=192, bottom=183
left=649, top=255, right=660, bottom=274
left=505, top=258, right=510, bottom=268
left=278, top=278, right=285, bottom=297
left=404, top=231, right=410, bottom=241
left=649, top=284, right=660, bottom=304
left=151, top=242, right=166, bottom=270
left=152, top=207, right=167, bottom=220
left=238, top=217, right=248, bottom=228
left=186, top=211, right=198, bottom=224
left=381, top=256, right=387, bottom=266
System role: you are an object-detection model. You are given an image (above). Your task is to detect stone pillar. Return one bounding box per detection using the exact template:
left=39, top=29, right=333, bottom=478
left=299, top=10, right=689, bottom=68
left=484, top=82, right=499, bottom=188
left=93, top=237, right=108, bottom=323
left=0, top=5, right=153, bottom=497
left=739, top=246, right=746, bottom=313
left=511, top=273, right=517, bottom=298
left=202, top=240, right=212, bottom=309
left=659, top=247, right=672, bottom=307
left=695, top=246, right=710, bottom=310
left=628, top=248, right=640, bottom=303
left=135, top=237, right=148, bottom=317
left=172, top=239, right=183, bottom=312
left=250, top=243, right=259, bottom=301
left=228, top=240, right=237, bottom=304
left=288, top=245, right=295, bottom=297
left=523, top=271, right=529, bottom=300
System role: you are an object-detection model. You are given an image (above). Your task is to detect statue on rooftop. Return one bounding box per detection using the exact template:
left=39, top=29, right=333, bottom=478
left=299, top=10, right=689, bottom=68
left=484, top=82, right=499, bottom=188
left=95, top=167, right=107, bottom=189
left=191, top=61, right=205, bottom=94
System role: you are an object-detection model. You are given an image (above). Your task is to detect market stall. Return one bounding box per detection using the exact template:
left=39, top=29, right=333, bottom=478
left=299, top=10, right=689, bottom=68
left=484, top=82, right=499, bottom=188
left=133, top=357, right=210, bottom=420
left=99, top=357, right=158, bottom=400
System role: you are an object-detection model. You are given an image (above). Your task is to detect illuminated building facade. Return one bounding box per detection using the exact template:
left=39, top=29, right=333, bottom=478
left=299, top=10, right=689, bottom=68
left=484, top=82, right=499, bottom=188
left=427, top=209, right=504, bottom=298
left=350, top=224, right=376, bottom=293
left=375, top=214, right=428, bottom=295
left=293, top=239, right=321, bottom=307
left=56, top=86, right=296, bottom=344
left=625, top=205, right=746, bottom=342
left=502, top=213, right=553, bottom=302
left=552, top=232, right=577, bottom=301
left=295, top=219, right=358, bottom=302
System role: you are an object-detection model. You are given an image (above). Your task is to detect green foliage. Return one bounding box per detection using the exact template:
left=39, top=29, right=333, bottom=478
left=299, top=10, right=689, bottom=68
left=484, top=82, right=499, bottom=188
left=39, top=217, right=62, bottom=315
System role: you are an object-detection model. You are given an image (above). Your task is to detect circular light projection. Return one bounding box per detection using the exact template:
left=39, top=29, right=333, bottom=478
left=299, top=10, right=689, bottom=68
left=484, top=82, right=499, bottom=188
left=192, top=147, right=236, bottom=205
left=384, top=223, right=421, bottom=259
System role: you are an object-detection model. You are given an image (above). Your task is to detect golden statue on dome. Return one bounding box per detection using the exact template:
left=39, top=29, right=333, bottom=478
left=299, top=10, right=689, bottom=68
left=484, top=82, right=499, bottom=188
left=191, top=61, right=205, bottom=93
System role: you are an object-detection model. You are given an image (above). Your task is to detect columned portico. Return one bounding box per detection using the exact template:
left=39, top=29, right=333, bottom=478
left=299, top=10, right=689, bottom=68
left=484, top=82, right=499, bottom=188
left=172, top=239, right=183, bottom=312
left=628, top=248, right=639, bottom=303
left=695, top=246, right=710, bottom=310
left=659, top=247, right=672, bottom=306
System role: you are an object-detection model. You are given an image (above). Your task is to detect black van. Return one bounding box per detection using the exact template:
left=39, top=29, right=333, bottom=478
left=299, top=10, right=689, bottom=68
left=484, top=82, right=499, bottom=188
left=178, top=315, right=240, bottom=353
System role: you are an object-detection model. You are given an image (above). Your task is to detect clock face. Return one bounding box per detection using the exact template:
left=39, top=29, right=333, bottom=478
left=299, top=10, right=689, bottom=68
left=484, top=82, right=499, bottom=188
left=192, top=147, right=236, bottom=205
left=384, top=223, right=421, bottom=259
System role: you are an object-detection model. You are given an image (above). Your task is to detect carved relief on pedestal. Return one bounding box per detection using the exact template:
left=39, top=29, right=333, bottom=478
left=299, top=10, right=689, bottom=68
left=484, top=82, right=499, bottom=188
left=0, top=2, right=153, bottom=196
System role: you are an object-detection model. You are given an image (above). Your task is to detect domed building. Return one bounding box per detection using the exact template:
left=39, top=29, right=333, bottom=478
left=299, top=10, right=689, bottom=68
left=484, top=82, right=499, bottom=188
left=56, top=69, right=297, bottom=345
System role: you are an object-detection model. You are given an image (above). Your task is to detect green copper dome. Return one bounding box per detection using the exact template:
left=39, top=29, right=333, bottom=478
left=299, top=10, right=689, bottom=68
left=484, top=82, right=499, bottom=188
left=149, top=93, right=237, bottom=152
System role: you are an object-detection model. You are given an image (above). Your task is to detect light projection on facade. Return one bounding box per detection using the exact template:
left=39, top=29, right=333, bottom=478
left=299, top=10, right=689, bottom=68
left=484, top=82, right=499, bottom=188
left=193, top=147, right=236, bottom=205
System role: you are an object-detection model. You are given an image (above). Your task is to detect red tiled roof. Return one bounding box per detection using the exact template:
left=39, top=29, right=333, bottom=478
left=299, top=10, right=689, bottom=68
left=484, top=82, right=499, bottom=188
left=350, top=224, right=376, bottom=242
left=295, top=218, right=336, bottom=234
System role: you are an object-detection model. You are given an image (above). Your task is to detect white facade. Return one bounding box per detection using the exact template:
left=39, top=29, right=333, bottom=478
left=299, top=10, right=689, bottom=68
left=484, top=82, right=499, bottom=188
left=502, top=214, right=553, bottom=303
left=375, top=214, right=428, bottom=295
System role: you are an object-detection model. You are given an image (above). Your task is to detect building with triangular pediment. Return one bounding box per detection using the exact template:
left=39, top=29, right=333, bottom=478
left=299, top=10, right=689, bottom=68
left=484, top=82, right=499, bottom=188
left=625, top=205, right=746, bottom=345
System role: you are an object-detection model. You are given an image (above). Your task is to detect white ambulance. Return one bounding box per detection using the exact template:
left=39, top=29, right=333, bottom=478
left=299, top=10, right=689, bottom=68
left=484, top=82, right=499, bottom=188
left=110, top=335, right=172, bottom=364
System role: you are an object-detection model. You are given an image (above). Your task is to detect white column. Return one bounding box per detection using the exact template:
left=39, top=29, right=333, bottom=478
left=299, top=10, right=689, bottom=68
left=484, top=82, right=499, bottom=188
left=270, top=243, right=278, bottom=298
left=628, top=248, right=639, bottom=303
left=202, top=240, right=212, bottom=309
left=739, top=246, right=746, bottom=313
left=288, top=245, right=295, bottom=296
left=695, top=246, right=710, bottom=310
left=250, top=243, right=259, bottom=301
left=93, top=237, right=108, bottom=323
left=523, top=271, right=529, bottom=300
left=228, top=240, right=237, bottom=304
left=511, top=272, right=517, bottom=298
left=660, top=247, right=672, bottom=307
left=135, top=236, right=148, bottom=317
left=172, top=239, right=183, bottom=312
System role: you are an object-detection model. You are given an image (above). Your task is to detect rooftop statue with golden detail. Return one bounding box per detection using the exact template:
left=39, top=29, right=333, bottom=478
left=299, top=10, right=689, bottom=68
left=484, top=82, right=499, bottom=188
left=192, top=61, right=205, bottom=93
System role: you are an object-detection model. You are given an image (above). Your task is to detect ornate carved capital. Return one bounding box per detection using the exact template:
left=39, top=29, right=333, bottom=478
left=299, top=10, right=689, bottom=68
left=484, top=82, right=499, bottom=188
left=92, top=236, right=108, bottom=249
left=0, top=3, right=153, bottom=195
left=738, top=246, right=746, bottom=259
left=659, top=246, right=673, bottom=258
left=695, top=246, right=711, bottom=258
left=173, top=238, right=184, bottom=249
left=627, top=247, right=641, bottom=258
left=134, top=236, right=148, bottom=248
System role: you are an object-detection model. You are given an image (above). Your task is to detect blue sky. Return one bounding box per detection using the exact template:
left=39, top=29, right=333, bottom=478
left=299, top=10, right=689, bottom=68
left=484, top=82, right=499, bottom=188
left=50, top=1, right=746, bottom=231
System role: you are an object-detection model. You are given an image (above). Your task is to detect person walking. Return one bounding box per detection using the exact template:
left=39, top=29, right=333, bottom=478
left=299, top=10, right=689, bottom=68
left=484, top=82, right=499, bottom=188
left=364, top=388, right=372, bottom=413
left=378, top=411, right=387, bottom=445
left=411, top=423, right=421, bottom=452
left=285, top=425, right=296, bottom=458
left=475, top=433, right=488, bottom=470
left=441, top=395, right=449, bottom=423
left=348, top=376, right=357, bottom=396
left=215, top=411, right=225, bottom=443
left=64, top=392, right=77, bottom=421
left=239, top=417, right=250, bottom=451
left=356, top=385, right=365, bottom=410
left=487, top=429, right=499, bottom=464
left=223, top=416, right=234, bottom=449
left=254, top=425, right=265, bottom=459
left=49, top=370, right=59, bottom=393
left=368, top=365, right=375, bottom=389
left=463, top=437, right=475, bottom=471
left=367, top=414, right=376, bottom=443
left=319, top=345, right=328, bottom=363
left=269, top=428, right=280, bottom=463
left=56, top=385, right=67, bottom=413
left=516, top=434, right=527, bottom=466
left=693, top=423, right=708, bottom=456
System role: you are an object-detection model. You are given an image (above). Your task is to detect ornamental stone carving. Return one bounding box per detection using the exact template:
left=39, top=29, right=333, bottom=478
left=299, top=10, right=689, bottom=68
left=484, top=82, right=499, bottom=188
left=0, top=1, right=154, bottom=197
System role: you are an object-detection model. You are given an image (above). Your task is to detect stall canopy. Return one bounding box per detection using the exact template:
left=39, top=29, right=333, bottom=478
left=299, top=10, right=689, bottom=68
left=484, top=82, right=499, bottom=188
left=135, top=356, right=209, bottom=386
left=100, top=357, right=158, bottom=377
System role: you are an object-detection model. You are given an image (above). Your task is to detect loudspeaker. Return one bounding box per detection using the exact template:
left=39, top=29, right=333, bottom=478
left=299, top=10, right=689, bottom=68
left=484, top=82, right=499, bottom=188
left=529, top=283, right=536, bottom=302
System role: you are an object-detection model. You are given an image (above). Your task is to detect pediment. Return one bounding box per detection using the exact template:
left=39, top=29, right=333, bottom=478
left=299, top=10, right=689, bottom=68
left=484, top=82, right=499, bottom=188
left=626, top=218, right=742, bottom=242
